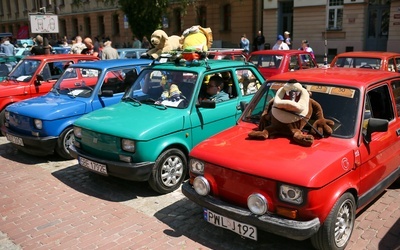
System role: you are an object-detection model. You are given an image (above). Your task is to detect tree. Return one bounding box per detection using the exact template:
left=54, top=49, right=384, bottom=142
left=73, top=0, right=195, bottom=40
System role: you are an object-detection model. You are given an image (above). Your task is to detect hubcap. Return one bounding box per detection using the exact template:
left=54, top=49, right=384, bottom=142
left=160, top=155, right=183, bottom=187
left=64, top=130, right=74, bottom=152
left=334, top=199, right=354, bottom=247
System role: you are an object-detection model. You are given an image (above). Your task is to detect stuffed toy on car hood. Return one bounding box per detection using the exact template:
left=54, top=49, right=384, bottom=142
left=248, top=79, right=334, bottom=146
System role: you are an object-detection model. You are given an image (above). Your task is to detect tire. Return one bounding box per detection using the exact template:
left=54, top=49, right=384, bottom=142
left=55, top=127, right=74, bottom=159
left=148, top=148, right=187, bottom=194
left=311, top=192, right=356, bottom=250
left=0, top=109, right=6, bottom=135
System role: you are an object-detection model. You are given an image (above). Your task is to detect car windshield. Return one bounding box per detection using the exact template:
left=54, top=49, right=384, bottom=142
left=333, top=57, right=382, bottom=69
left=242, top=82, right=360, bottom=138
left=248, top=54, right=282, bottom=68
left=8, top=59, right=41, bottom=82
left=127, top=69, right=197, bottom=109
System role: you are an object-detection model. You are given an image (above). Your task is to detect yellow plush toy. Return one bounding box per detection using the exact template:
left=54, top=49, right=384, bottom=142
left=180, top=25, right=213, bottom=52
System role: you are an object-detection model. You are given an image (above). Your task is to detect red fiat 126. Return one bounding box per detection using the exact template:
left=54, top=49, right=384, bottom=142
left=182, top=68, right=400, bottom=250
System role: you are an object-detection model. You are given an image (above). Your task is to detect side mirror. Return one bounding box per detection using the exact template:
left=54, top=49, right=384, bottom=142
left=196, top=100, right=216, bottom=109
left=240, top=101, right=248, bottom=112
left=35, top=74, right=44, bottom=86
left=364, top=118, right=388, bottom=143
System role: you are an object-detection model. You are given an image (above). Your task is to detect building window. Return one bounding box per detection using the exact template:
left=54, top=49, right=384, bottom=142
left=197, top=6, right=207, bottom=27
left=84, top=16, right=91, bottom=36
left=112, top=14, right=120, bottom=36
left=173, top=8, right=182, bottom=34
left=98, top=16, right=105, bottom=37
left=222, top=4, right=231, bottom=31
left=327, top=0, right=343, bottom=30
left=6, top=0, right=11, bottom=15
left=0, top=2, right=4, bottom=15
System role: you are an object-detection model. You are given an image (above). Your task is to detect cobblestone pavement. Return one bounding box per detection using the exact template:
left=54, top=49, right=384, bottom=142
left=0, top=136, right=399, bottom=250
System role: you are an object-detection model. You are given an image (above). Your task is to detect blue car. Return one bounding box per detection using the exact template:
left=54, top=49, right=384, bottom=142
left=2, top=59, right=152, bottom=159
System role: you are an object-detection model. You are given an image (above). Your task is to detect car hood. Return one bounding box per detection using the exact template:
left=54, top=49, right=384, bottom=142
left=190, top=124, right=355, bottom=188
left=0, top=80, right=27, bottom=97
left=74, top=101, right=186, bottom=141
left=7, top=93, right=86, bottom=120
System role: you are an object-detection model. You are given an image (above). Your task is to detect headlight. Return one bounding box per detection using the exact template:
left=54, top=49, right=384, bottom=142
left=279, top=184, right=304, bottom=205
left=73, top=127, right=82, bottom=138
left=247, top=193, right=268, bottom=215
left=121, top=139, right=135, bottom=152
left=189, top=158, right=204, bottom=174
left=193, top=176, right=210, bottom=196
left=4, top=110, right=9, bottom=121
left=34, top=119, right=42, bottom=129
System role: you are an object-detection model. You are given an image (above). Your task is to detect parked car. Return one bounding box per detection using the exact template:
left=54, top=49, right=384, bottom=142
left=52, top=46, right=71, bottom=54
left=117, top=48, right=148, bottom=59
left=330, top=51, right=400, bottom=72
left=248, top=49, right=318, bottom=79
left=182, top=68, right=400, bottom=250
left=2, top=59, right=152, bottom=159
left=207, top=48, right=248, bottom=61
left=0, top=54, right=98, bottom=127
left=0, top=56, right=17, bottom=81
left=69, top=57, right=265, bottom=194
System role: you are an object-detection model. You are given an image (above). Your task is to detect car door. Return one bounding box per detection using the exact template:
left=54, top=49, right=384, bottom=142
left=358, top=80, right=400, bottom=199
left=190, top=68, right=262, bottom=147
left=28, top=61, right=59, bottom=96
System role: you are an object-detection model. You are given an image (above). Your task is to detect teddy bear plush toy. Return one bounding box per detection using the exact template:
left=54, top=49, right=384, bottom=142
left=248, top=79, right=334, bottom=146
left=146, top=29, right=182, bottom=59
left=180, top=25, right=213, bottom=52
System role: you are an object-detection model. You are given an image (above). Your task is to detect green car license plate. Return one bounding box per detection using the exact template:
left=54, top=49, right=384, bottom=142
left=79, top=156, right=108, bottom=175
left=204, top=208, right=257, bottom=240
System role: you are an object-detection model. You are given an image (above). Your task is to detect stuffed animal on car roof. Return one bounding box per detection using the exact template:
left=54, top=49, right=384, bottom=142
left=248, top=79, right=334, bottom=146
left=146, top=29, right=182, bottom=59
left=180, top=25, right=213, bottom=52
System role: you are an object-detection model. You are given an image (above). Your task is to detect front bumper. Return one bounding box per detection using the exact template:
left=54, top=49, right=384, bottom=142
left=2, top=126, right=57, bottom=156
left=181, top=181, right=320, bottom=241
left=69, top=145, right=155, bottom=181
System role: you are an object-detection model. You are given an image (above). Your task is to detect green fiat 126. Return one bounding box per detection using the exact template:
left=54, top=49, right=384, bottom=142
left=69, top=57, right=265, bottom=194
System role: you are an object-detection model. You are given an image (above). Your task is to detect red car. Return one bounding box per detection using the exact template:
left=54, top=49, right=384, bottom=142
left=182, top=68, right=400, bottom=249
left=207, top=48, right=248, bottom=61
left=248, top=49, right=318, bottom=79
left=330, top=51, right=400, bottom=72
left=0, top=54, right=98, bottom=126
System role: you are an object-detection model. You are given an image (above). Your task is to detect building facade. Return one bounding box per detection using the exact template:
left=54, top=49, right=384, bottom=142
left=0, top=0, right=399, bottom=57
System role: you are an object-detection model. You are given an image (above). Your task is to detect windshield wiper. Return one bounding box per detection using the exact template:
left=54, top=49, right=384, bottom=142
left=122, top=96, right=142, bottom=105
left=142, top=98, right=167, bottom=109
left=6, top=76, right=18, bottom=83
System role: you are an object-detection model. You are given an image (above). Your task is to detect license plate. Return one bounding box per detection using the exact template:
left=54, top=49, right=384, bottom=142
left=204, top=209, right=257, bottom=240
left=79, top=157, right=108, bottom=175
left=6, top=133, right=24, bottom=146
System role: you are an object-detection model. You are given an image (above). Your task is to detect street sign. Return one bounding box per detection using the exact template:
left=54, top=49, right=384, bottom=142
left=29, top=14, right=59, bottom=33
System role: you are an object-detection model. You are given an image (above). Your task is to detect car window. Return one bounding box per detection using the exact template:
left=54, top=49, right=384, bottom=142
left=289, top=56, right=300, bottom=71
left=300, top=54, right=317, bottom=68
left=388, top=58, right=396, bottom=72
left=236, top=69, right=260, bottom=96
left=248, top=54, right=279, bottom=68
left=391, top=80, right=400, bottom=117
left=9, top=59, right=41, bottom=82
left=131, top=69, right=197, bottom=108
left=395, top=57, right=400, bottom=73
left=335, top=57, right=382, bottom=69
left=365, top=84, right=394, bottom=123
left=243, top=82, right=360, bottom=138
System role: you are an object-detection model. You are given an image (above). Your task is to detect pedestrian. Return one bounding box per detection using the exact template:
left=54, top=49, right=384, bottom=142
left=101, top=39, right=119, bottom=60
left=284, top=31, right=292, bottom=49
left=142, top=36, right=150, bottom=49
left=239, top=34, right=250, bottom=54
left=81, top=37, right=99, bottom=57
left=0, top=37, right=15, bottom=56
left=132, top=36, right=141, bottom=48
left=299, top=39, right=315, bottom=60
left=272, top=35, right=289, bottom=50
left=30, top=35, right=46, bottom=55
left=70, top=36, right=86, bottom=54
left=253, top=30, right=265, bottom=51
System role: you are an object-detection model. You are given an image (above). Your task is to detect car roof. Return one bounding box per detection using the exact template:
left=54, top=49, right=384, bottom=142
left=23, top=54, right=98, bottom=60
left=70, top=58, right=153, bottom=69
left=249, top=49, right=313, bottom=56
left=267, top=67, right=400, bottom=89
left=149, top=59, right=252, bottom=71
left=333, top=51, right=400, bottom=58
left=208, top=49, right=245, bottom=54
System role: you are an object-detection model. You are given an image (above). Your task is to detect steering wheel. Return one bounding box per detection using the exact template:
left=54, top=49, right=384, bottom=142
left=360, top=64, right=373, bottom=69
left=325, top=116, right=342, bottom=132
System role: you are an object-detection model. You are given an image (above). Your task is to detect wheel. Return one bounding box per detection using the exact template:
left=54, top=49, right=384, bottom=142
left=360, top=64, right=373, bottom=69
left=0, top=109, right=6, bottom=135
left=148, top=148, right=187, bottom=194
left=55, top=127, right=74, bottom=159
left=311, top=193, right=356, bottom=250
